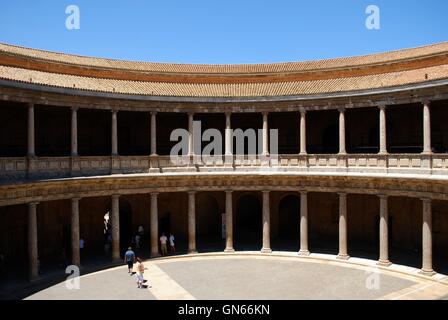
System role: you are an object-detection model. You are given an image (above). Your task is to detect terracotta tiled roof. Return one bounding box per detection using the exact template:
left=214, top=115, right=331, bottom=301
left=1, top=42, right=448, bottom=74
left=1, top=64, right=447, bottom=98
left=0, top=42, right=448, bottom=98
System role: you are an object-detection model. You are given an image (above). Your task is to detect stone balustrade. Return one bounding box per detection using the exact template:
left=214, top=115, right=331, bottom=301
left=1, top=153, right=448, bottom=182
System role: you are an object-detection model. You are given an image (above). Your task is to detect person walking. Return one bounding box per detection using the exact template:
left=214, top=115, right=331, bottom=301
left=124, top=247, right=136, bottom=275
left=159, top=233, right=168, bottom=256
left=169, top=233, right=175, bottom=254
left=135, top=257, right=145, bottom=288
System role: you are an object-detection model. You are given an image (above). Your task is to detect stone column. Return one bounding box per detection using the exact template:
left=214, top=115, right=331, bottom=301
left=225, top=112, right=232, bottom=155
left=298, top=191, right=310, bottom=255
left=378, top=195, right=391, bottom=266
left=111, top=194, right=120, bottom=261
left=337, top=193, right=350, bottom=259
left=224, top=191, right=235, bottom=252
left=188, top=113, right=194, bottom=156
left=261, top=191, right=272, bottom=253
left=111, top=110, right=118, bottom=156
left=188, top=191, right=197, bottom=253
left=71, top=107, right=78, bottom=156
left=421, top=198, right=435, bottom=275
left=262, top=112, right=269, bottom=156
left=27, top=103, right=35, bottom=157
left=28, top=202, right=39, bottom=281
left=150, top=193, right=159, bottom=257
left=71, top=197, right=81, bottom=266
left=379, top=105, right=387, bottom=154
left=150, top=112, right=157, bottom=156
left=299, top=109, right=307, bottom=155
left=339, top=108, right=346, bottom=155
left=423, top=101, right=432, bottom=154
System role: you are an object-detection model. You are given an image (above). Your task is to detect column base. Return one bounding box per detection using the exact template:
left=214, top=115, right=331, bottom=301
left=150, top=252, right=160, bottom=258
left=419, top=268, right=436, bottom=276
left=298, top=250, right=310, bottom=256
left=224, top=247, right=235, bottom=253
left=336, top=254, right=350, bottom=260
left=261, top=248, right=272, bottom=254
left=188, top=250, right=198, bottom=254
left=377, top=259, right=392, bottom=267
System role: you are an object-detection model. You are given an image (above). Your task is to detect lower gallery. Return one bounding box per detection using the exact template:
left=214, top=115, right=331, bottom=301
left=0, top=42, right=448, bottom=291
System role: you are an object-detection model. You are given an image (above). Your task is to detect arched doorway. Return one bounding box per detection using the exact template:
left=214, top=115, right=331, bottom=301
left=235, top=193, right=262, bottom=250
left=197, top=193, right=221, bottom=251
left=276, top=194, right=299, bottom=250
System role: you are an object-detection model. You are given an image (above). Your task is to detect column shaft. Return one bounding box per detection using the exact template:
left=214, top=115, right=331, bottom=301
left=379, top=105, right=387, bottom=154
left=298, top=191, right=310, bottom=255
left=150, top=112, right=157, bottom=156
left=300, top=111, right=307, bottom=155
left=339, top=108, right=346, bottom=154
left=225, top=112, right=232, bottom=156
left=337, top=193, right=349, bottom=259
left=111, top=195, right=120, bottom=260
left=188, top=192, right=197, bottom=253
left=224, top=191, right=235, bottom=252
left=71, top=198, right=81, bottom=266
left=378, top=195, right=391, bottom=266
left=150, top=193, right=159, bottom=257
left=111, top=110, right=118, bottom=156
left=28, top=202, right=38, bottom=280
left=71, top=107, right=78, bottom=156
left=423, top=102, right=432, bottom=154
left=262, top=112, right=269, bottom=156
left=261, top=191, right=272, bottom=253
left=27, top=103, right=35, bottom=157
left=188, top=113, right=194, bottom=156
left=421, top=199, right=435, bottom=275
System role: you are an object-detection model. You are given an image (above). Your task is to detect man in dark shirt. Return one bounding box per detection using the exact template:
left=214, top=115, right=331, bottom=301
left=124, top=247, right=135, bottom=275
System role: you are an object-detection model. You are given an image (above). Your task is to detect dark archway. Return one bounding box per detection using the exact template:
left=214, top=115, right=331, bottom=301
left=235, top=193, right=262, bottom=250
left=197, top=193, right=222, bottom=252
left=275, top=194, right=299, bottom=251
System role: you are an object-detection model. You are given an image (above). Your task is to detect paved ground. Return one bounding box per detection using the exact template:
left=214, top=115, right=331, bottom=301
left=25, top=253, right=448, bottom=300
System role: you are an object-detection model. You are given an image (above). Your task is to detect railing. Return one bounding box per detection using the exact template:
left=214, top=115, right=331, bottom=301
left=1, top=153, right=448, bottom=182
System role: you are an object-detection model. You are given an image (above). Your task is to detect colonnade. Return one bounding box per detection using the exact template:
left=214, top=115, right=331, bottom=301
left=24, top=101, right=434, bottom=158
left=25, top=190, right=436, bottom=280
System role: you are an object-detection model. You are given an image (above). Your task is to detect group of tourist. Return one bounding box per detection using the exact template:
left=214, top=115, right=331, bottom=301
left=123, top=247, right=146, bottom=289
left=159, top=233, right=175, bottom=256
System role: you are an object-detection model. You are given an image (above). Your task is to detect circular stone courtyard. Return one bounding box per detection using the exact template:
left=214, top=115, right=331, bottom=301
left=25, top=253, right=448, bottom=300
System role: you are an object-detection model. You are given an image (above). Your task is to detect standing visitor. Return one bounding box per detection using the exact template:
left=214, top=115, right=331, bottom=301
left=135, top=257, right=145, bottom=288
left=79, top=237, right=85, bottom=260
left=169, top=233, right=175, bottom=254
left=135, top=233, right=141, bottom=250
left=159, top=233, right=168, bottom=256
left=124, top=247, right=135, bottom=275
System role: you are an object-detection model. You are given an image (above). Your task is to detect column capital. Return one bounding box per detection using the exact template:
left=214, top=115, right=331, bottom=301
left=421, top=197, right=432, bottom=203
left=71, top=197, right=82, bottom=202
left=225, top=190, right=233, bottom=195
left=262, top=190, right=270, bottom=194
left=28, top=201, right=39, bottom=206
left=338, top=106, right=346, bottom=113
left=422, top=100, right=431, bottom=107
left=338, top=192, right=347, bottom=197
left=377, top=194, right=389, bottom=200
left=71, top=106, right=79, bottom=112
left=111, top=194, right=121, bottom=200
left=378, top=104, right=387, bottom=110
left=111, top=108, right=119, bottom=114
left=188, top=190, right=197, bottom=195
left=150, top=111, right=157, bottom=116
left=298, top=190, right=308, bottom=195
left=262, top=111, right=269, bottom=117
left=150, top=192, right=159, bottom=196
left=299, top=107, right=307, bottom=115
left=187, top=111, right=195, bottom=117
